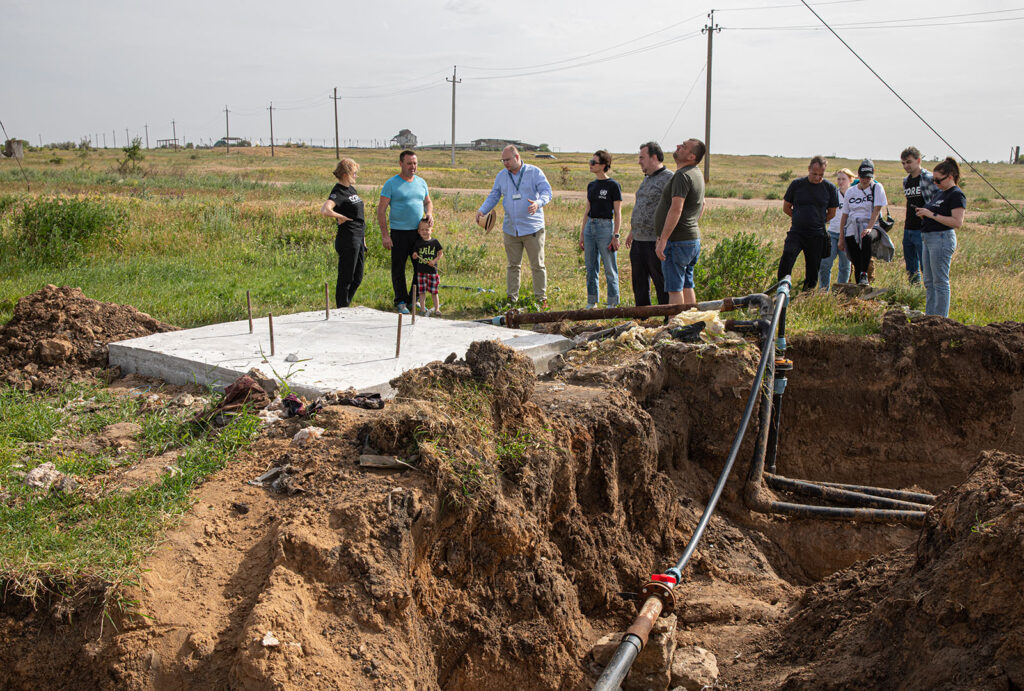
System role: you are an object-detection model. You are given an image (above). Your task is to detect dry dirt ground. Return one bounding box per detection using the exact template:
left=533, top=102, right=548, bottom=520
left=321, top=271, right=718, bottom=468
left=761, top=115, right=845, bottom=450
left=1, top=288, right=1023, bottom=690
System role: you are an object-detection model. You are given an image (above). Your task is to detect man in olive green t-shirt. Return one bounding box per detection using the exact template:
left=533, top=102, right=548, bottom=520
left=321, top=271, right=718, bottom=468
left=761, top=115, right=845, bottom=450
left=654, top=138, right=706, bottom=306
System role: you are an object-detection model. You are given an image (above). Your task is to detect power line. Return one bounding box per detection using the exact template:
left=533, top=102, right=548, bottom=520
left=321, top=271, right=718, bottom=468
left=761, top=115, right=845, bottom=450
left=460, top=12, right=707, bottom=73
left=662, top=63, right=707, bottom=143
left=798, top=0, right=1024, bottom=221
left=465, top=32, right=702, bottom=81
left=729, top=16, right=1024, bottom=31
left=718, top=0, right=864, bottom=11
left=338, top=80, right=447, bottom=99
left=728, top=7, right=1024, bottom=30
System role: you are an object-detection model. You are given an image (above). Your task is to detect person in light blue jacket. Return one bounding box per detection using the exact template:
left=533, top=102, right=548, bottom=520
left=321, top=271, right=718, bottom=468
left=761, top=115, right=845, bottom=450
left=476, top=145, right=553, bottom=306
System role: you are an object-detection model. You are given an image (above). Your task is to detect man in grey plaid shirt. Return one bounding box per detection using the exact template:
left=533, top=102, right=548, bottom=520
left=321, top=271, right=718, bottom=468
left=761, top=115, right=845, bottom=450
left=624, top=142, right=674, bottom=306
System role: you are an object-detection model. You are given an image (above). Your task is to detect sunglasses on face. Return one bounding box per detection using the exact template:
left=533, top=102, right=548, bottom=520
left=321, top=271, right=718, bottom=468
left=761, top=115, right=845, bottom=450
left=933, top=174, right=948, bottom=184
left=590, top=159, right=601, bottom=165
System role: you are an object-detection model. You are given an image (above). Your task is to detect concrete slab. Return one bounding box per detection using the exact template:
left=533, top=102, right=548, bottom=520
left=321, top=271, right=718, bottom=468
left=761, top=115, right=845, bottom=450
left=108, top=306, right=572, bottom=398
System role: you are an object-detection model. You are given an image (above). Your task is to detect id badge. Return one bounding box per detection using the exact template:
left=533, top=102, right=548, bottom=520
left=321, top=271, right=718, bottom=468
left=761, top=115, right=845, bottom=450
left=512, top=193, right=522, bottom=200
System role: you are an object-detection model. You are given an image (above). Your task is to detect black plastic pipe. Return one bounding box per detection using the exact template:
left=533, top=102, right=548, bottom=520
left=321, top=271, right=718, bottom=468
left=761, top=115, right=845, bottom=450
left=593, top=285, right=788, bottom=691
left=757, top=499, right=927, bottom=526
left=813, top=480, right=935, bottom=504
left=667, top=288, right=788, bottom=582
left=764, top=473, right=932, bottom=511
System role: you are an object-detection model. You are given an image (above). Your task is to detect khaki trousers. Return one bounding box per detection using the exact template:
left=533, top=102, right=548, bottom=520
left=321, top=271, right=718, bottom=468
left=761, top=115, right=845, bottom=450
left=502, top=229, right=547, bottom=301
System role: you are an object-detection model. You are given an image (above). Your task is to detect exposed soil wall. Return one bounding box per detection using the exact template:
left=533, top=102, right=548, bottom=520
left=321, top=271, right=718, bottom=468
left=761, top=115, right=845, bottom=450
left=3, top=293, right=1024, bottom=690
left=770, top=450, right=1024, bottom=690
left=781, top=313, right=1024, bottom=492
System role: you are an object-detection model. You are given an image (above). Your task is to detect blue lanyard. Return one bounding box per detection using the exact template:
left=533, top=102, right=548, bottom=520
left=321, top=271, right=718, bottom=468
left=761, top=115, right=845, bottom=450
left=508, top=167, right=525, bottom=193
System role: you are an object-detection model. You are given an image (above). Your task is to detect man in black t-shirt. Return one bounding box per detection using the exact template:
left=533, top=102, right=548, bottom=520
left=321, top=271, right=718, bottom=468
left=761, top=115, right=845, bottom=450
left=900, top=146, right=938, bottom=284
left=777, top=156, right=840, bottom=290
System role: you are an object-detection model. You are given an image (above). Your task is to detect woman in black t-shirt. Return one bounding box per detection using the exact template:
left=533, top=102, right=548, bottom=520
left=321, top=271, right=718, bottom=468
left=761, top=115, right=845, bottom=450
left=914, top=157, right=966, bottom=318
left=578, top=149, right=623, bottom=308
left=320, top=158, right=366, bottom=308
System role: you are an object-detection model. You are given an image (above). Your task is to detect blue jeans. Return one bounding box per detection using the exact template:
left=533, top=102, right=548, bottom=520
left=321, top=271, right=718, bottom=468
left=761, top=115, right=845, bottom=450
left=921, top=229, right=956, bottom=317
left=818, top=232, right=850, bottom=290
left=662, top=239, right=701, bottom=292
left=903, top=228, right=923, bottom=283
left=584, top=218, right=619, bottom=306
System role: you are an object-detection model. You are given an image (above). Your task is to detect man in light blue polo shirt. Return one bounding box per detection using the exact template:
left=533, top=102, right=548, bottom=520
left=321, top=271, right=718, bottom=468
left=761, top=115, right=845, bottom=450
left=377, top=150, right=432, bottom=314
left=475, top=145, right=553, bottom=306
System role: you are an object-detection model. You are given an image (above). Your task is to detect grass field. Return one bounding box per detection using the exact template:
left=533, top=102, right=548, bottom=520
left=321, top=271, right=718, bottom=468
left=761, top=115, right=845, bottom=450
left=1, top=144, right=1023, bottom=603
left=2, top=145, right=1023, bottom=329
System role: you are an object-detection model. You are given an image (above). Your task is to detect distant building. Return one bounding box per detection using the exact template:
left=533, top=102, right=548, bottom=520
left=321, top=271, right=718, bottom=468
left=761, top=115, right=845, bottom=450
left=2, top=139, right=24, bottom=160
left=472, top=138, right=539, bottom=152
left=390, top=129, right=417, bottom=149
left=213, top=137, right=251, bottom=148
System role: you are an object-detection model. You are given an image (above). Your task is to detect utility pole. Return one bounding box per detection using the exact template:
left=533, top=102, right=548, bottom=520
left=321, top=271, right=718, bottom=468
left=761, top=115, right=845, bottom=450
left=113, top=130, right=117, bottom=148
left=224, top=105, right=231, bottom=154
left=38, top=134, right=42, bottom=148
left=702, top=10, right=720, bottom=182
left=331, top=87, right=341, bottom=160
left=125, top=128, right=129, bottom=146
left=447, top=65, right=461, bottom=165
left=268, top=102, right=275, bottom=157
left=144, top=123, right=149, bottom=149
left=103, top=133, right=107, bottom=148
left=172, top=120, right=177, bottom=150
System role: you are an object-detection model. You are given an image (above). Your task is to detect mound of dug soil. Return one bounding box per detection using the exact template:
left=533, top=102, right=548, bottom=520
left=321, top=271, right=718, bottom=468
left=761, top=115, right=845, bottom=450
left=771, top=450, right=1024, bottom=689
left=0, top=285, right=177, bottom=390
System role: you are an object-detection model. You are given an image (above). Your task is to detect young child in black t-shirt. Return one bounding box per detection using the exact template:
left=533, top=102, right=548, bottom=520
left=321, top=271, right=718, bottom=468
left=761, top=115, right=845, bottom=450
left=411, top=221, right=444, bottom=316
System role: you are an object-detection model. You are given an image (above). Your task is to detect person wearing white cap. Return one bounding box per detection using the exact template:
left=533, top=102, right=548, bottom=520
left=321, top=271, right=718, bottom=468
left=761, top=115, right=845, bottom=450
left=838, top=159, right=887, bottom=286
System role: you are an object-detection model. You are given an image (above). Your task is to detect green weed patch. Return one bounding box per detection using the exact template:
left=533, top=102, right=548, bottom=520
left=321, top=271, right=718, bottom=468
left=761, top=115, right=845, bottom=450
left=0, top=382, right=260, bottom=603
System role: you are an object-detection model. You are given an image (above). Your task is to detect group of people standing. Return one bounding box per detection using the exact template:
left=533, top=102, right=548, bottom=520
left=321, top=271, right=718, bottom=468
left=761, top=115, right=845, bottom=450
left=321, top=150, right=443, bottom=316
left=321, top=142, right=964, bottom=321
left=321, top=140, right=709, bottom=316
left=779, top=148, right=966, bottom=317
left=575, top=139, right=707, bottom=309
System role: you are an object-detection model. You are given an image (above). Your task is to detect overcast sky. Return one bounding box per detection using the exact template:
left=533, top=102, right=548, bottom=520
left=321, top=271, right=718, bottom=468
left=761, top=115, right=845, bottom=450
left=6, top=0, right=1022, bottom=161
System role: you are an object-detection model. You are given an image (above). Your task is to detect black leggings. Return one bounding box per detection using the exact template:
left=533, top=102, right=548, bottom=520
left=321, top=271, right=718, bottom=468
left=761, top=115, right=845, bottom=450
left=335, top=230, right=365, bottom=308
left=389, top=228, right=419, bottom=306
left=845, top=234, right=873, bottom=280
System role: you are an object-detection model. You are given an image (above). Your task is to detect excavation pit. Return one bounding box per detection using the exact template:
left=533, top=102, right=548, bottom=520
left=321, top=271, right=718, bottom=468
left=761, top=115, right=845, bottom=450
left=3, top=289, right=1024, bottom=690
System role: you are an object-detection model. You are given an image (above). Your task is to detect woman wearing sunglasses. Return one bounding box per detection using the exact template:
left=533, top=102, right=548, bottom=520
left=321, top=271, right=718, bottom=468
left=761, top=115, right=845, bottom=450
left=579, top=149, right=623, bottom=308
left=915, top=157, right=965, bottom=317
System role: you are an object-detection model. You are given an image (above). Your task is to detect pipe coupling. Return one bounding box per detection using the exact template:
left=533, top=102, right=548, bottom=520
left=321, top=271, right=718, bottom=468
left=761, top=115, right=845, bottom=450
left=638, top=578, right=676, bottom=616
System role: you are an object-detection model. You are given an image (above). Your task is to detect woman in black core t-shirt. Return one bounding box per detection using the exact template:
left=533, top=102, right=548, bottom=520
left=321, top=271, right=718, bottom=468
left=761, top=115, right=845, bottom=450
left=914, top=156, right=966, bottom=318
left=320, top=158, right=366, bottom=308
left=578, top=149, right=623, bottom=308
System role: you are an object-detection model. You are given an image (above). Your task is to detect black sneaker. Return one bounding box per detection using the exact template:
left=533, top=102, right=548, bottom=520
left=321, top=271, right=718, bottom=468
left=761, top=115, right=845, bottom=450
left=857, top=273, right=869, bottom=286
